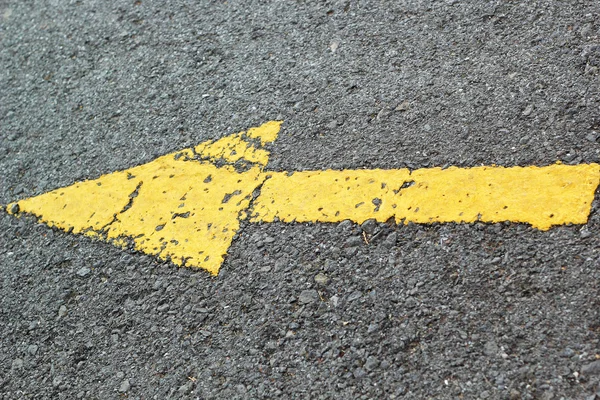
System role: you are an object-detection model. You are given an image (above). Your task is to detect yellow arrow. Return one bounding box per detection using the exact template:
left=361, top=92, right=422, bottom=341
left=5, top=120, right=600, bottom=275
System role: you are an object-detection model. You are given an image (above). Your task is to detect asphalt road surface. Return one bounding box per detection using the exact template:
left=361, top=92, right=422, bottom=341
left=2, top=1, right=600, bottom=399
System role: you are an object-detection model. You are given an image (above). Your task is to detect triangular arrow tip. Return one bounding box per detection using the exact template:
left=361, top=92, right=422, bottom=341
left=4, top=120, right=284, bottom=275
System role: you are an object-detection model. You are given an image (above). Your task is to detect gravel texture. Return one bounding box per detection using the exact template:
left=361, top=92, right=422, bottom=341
left=1, top=0, right=600, bottom=399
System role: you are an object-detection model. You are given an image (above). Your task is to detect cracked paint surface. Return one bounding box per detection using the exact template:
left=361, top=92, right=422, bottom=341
left=5, top=119, right=600, bottom=275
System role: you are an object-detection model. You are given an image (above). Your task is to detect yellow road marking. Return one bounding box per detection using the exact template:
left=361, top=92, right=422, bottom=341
left=5, top=120, right=600, bottom=275
left=251, top=164, right=600, bottom=231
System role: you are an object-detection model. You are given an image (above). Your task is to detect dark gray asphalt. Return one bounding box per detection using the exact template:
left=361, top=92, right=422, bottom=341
left=1, top=1, right=600, bottom=399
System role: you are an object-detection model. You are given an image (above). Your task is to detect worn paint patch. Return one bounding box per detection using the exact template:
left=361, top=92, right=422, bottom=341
left=7, top=121, right=281, bottom=275
left=251, top=163, right=600, bottom=231
left=194, top=120, right=282, bottom=166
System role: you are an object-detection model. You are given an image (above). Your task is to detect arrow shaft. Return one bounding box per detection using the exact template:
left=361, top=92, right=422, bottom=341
left=251, top=164, right=600, bottom=231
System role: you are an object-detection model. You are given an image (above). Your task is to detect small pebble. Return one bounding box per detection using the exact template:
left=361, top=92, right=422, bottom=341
left=326, top=120, right=338, bottom=129
left=330, top=295, right=339, bottom=307
left=561, top=348, right=575, bottom=358
left=178, top=381, right=194, bottom=393
left=361, top=219, right=377, bottom=234
left=314, top=273, right=329, bottom=285
left=483, top=341, right=498, bottom=357
left=382, top=232, right=397, bottom=248
left=58, top=305, right=67, bottom=318
left=337, top=220, right=354, bottom=231
left=396, top=100, right=410, bottom=111
left=353, top=367, right=366, bottom=379
left=263, top=236, right=275, bottom=244
left=581, top=360, right=600, bottom=376
left=27, top=344, right=38, bottom=355
left=347, top=291, right=362, bottom=302
left=298, top=289, right=319, bottom=304
left=364, top=356, right=379, bottom=371
left=236, top=384, right=247, bottom=393
left=329, top=40, right=339, bottom=52
left=119, top=379, right=130, bottom=393
left=345, top=236, right=363, bottom=247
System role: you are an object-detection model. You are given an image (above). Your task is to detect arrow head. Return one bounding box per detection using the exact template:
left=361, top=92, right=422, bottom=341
left=6, top=121, right=282, bottom=275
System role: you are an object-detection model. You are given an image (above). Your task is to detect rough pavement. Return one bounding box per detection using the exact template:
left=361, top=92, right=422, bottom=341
left=2, top=1, right=600, bottom=398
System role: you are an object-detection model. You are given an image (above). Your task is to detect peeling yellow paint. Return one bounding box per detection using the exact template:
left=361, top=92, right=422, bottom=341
left=194, top=120, right=282, bottom=166
left=251, top=163, right=600, bottom=231
left=246, top=120, right=282, bottom=145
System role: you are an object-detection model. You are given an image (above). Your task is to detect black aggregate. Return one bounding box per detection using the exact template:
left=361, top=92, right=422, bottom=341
left=1, top=1, right=600, bottom=399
